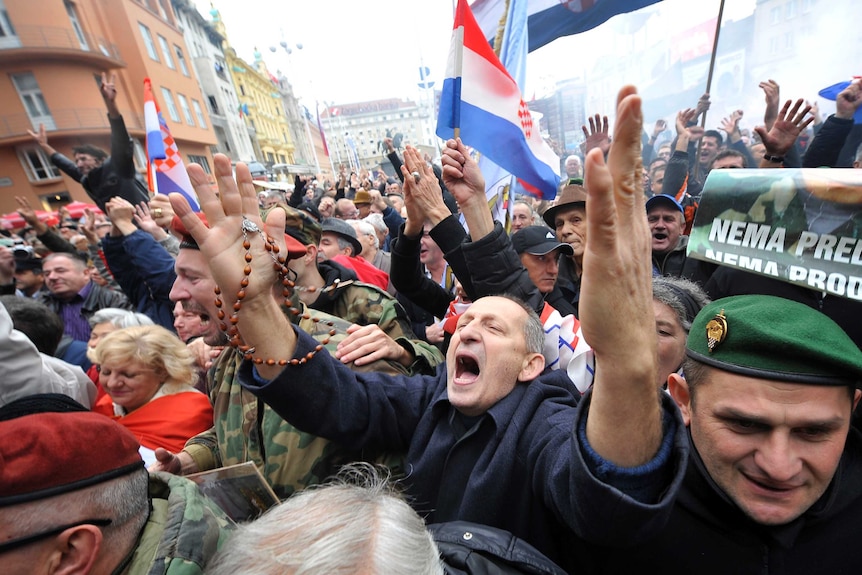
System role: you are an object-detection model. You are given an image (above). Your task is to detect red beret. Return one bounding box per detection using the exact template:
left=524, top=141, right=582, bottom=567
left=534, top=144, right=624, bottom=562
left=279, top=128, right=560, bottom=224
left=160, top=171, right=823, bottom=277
left=0, top=411, right=143, bottom=506
left=171, top=213, right=306, bottom=260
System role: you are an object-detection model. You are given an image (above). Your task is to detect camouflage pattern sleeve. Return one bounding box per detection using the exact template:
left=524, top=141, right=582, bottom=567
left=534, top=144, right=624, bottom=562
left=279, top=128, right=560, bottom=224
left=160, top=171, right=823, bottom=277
left=183, top=429, right=221, bottom=473
left=201, top=305, right=406, bottom=501
left=138, top=472, right=234, bottom=574
left=334, top=283, right=444, bottom=375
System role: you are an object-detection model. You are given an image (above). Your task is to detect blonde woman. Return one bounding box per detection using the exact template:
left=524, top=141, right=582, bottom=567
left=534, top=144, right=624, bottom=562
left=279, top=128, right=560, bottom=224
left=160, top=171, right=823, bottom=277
left=92, top=325, right=212, bottom=457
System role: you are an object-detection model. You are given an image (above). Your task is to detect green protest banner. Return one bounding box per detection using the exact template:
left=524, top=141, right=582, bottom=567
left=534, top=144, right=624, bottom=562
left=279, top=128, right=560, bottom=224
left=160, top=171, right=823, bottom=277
left=688, top=168, right=862, bottom=301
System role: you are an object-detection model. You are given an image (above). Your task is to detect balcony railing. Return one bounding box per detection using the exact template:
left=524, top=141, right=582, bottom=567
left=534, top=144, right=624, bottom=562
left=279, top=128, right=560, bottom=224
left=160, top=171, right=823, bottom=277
left=0, top=25, right=124, bottom=65
left=0, top=108, right=144, bottom=140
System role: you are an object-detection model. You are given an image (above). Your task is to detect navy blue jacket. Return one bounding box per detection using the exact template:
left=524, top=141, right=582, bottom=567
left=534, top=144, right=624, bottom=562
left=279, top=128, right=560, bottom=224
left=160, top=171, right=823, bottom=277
left=101, top=230, right=176, bottom=331
left=240, top=328, right=686, bottom=571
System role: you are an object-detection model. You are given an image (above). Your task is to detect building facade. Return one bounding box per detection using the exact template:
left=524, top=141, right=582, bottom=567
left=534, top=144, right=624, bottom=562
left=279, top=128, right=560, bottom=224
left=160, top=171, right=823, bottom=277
left=0, top=0, right=217, bottom=215
left=320, top=98, right=434, bottom=172
left=172, top=0, right=255, bottom=163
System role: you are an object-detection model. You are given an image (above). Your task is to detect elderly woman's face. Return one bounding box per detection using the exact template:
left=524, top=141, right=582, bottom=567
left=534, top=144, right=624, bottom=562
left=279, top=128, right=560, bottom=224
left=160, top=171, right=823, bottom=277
left=654, top=300, right=687, bottom=388
left=99, top=358, right=162, bottom=412
left=88, top=322, right=117, bottom=353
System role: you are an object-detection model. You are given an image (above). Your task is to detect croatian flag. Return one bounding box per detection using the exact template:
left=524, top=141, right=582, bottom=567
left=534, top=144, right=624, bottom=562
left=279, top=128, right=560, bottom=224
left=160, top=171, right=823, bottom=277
left=475, top=0, right=527, bottom=227
left=471, top=0, right=663, bottom=53
left=143, top=78, right=200, bottom=211
left=437, top=0, right=560, bottom=199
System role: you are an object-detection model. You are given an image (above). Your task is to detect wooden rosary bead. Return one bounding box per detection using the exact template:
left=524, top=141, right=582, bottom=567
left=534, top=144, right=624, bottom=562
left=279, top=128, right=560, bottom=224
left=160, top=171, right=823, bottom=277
left=211, top=223, right=337, bottom=368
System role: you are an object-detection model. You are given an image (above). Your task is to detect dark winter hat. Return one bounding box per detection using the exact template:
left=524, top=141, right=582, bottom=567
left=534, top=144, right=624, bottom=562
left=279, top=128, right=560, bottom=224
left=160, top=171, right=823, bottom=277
left=687, top=295, right=862, bottom=387
left=320, top=217, right=362, bottom=256
left=511, top=226, right=574, bottom=256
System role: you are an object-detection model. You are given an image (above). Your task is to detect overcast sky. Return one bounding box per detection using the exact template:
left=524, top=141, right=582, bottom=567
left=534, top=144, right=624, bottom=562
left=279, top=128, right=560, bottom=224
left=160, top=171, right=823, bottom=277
left=194, top=0, right=755, bottom=108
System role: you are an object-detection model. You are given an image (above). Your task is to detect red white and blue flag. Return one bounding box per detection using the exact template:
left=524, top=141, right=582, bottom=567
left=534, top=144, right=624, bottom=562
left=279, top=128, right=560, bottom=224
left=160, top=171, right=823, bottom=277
left=471, top=0, right=663, bottom=53
left=144, top=78, right=200, bottom=211
left=437, top=0, right=560, bottom=200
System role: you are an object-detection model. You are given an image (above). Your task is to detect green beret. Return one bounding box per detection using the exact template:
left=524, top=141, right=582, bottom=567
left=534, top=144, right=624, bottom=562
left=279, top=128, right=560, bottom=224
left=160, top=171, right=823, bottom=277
left=686, top=295, right=862, bottom=387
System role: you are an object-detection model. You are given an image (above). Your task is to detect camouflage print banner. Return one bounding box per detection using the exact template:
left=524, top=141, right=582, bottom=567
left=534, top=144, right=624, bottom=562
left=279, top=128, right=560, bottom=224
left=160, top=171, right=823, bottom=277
left=688, top=169, right=862, bottom=301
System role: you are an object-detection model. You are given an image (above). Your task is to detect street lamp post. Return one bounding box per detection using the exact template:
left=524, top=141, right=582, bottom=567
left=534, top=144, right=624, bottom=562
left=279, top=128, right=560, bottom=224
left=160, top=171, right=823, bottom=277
left=268, top=40, right=322, bottom=175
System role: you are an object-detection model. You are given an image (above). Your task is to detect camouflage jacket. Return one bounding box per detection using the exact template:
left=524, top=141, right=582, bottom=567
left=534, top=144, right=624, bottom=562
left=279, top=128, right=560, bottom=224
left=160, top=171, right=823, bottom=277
left=313, top=260, right=444, bottom=373
left=123, top=472, right=233, bottom=575
left=184, top=301, right=406, bottom=500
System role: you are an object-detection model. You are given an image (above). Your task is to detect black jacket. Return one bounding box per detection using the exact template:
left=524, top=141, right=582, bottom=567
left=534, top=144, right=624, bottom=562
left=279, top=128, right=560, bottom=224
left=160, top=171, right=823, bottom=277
left=576, top=428, right=862, bottom=574
left=50, top=115, right=149, bottom=211
left=39, top=280, right=131, bottom=329
left=652, top=235, right=689, bottom=277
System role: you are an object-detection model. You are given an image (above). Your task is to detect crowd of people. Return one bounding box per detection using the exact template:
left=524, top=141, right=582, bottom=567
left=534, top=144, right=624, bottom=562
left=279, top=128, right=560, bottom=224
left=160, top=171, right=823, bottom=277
left=2, top=70, right=862, bottom=574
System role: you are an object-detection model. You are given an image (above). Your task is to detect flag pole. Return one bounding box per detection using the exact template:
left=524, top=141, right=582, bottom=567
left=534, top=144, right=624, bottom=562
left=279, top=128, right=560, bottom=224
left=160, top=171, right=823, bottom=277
left=701, top=0, right=726, bottom=126
left=452, top=0, right=466, bottom=140
left=693, top=0, right=726, bottom=182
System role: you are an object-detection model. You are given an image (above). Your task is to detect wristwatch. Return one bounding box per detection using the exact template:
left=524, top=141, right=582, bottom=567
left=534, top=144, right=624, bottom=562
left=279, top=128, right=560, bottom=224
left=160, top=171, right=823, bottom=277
left=763, top=153, right=784, bottom=163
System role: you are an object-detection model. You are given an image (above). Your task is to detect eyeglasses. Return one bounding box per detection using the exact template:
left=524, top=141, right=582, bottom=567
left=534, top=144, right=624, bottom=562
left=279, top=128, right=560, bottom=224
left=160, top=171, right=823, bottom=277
left=0, top=518, right=111, bottom=554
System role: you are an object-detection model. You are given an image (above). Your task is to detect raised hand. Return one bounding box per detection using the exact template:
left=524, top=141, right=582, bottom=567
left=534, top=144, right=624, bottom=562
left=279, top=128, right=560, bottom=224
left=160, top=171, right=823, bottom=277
left=133, top=201, right=167, bottom=239
left=582, top=114, right=610, bottom=156
left=753, top=98, right=813, bottom=157
left=759, top=79, right=780, bottom=131
left=147, top=193, right=175, bottom=228
left=26, top=124, right=48, bottom=147
left=694, top=92, right=711, bottom=118
left=720, top=109, right=744, bottom=141
left=835, top=80, right=862, bottom=120
left=401, top=145, right=451, bottom=235
left=81, top=208, right=103, bottom=245
left=14, top=196, right=40, bottom=227
left=100, top=71, right=118, bottom=102
left=170, top=155, right=292, bottom=379
left=581, top=86, right=660, bottom=466
left=676, top=108, right=696, bottom=136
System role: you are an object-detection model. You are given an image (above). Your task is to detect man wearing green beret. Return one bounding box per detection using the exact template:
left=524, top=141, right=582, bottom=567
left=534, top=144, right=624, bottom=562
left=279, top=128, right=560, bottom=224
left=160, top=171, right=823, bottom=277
left=575, top=293, right=862, bottom=573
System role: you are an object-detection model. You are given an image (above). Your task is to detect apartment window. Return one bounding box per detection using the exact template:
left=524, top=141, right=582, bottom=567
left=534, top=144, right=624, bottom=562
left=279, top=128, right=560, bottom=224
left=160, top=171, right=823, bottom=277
left=139, top=23, right=159, bottom=61
left=160, top=87, right=180, bottom=122
left=206, top=95, right=219, bottom=115
left=214, top=59, right=227, bottom=80
left=801, top=0, right=813, bottom=12
left=187, top=154, right=211, bottom=174
left=64, top=1, right=88, bottom=50
left=157, top=35, right=174, bottom=69
left=0, top=1, right=20, bottom=49
left=174, top=45, right=189, bottom=76
left=769, top=36, right=779, bottom=55
left=191, top=99, right=207, bottom=128
left=769, top=7, right=780, bottom=24
left=785, top=0, right=796, bottom=18
left=132, top=139, right=147, bottom=172
left=784, top=32, right=794, bottom=49
left=11, top=73, right=55, bottom=130
left=177, top=93, right=195, bottom=126
left=18, top=146, right=61, bottom=181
